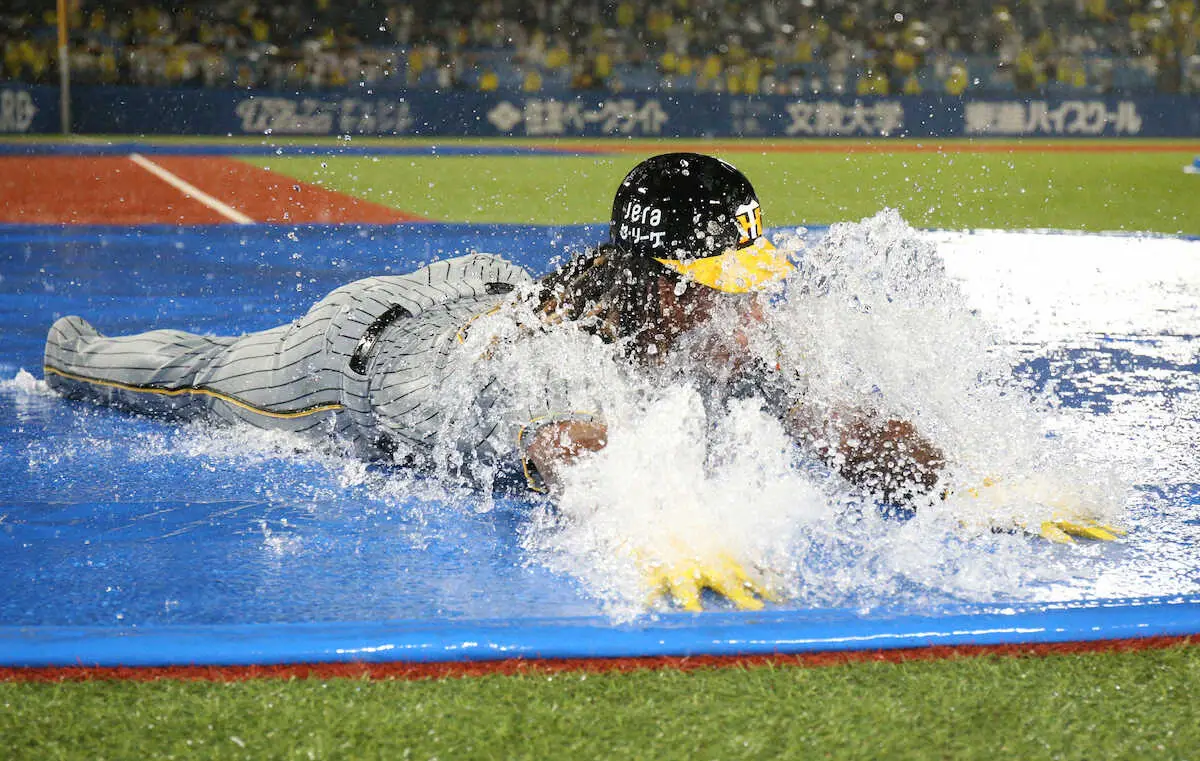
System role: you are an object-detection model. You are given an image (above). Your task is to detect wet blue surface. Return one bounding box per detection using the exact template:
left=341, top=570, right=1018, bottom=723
left=1, top=222, right=1198, bottom=667
left=1014, top=344, right=1200, bottom=415
left=1, top=223, right=606, bottom=632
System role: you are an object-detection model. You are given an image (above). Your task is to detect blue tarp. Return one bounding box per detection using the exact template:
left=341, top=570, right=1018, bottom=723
left=2, top=222, right=1198, bottom=667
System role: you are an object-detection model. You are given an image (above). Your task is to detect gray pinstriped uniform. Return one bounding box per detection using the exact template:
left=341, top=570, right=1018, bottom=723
left=43, top=254, right=542, bottom=475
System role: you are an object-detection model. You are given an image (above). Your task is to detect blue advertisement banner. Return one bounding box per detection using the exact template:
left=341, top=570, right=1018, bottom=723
left=4, top=82, right=1199, bottom=138
left=0, top=83, right=60, bottom=134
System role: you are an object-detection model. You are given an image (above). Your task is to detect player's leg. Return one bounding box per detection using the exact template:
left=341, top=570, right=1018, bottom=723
left=186, top=311, right=344, bottom=432
left=43, top=315, right=239, bottom=418
left=42, top=278, right=369, bottom=431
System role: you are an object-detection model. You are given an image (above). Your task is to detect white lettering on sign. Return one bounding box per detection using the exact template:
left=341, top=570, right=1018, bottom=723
left=964, top=100, right=1144, bottom=136
left=235, top=97, right=335, bottom=134
left=0, top=89, right=39, bottom=133
left=784, top=100, right=905, bottom=136
left=338, top=98, right=413, bottom=134
left=234, top=97, right=412, bottom=135
left=487, top=98, right=670, bottom=136
left=731, top=100, right=772, bottom=136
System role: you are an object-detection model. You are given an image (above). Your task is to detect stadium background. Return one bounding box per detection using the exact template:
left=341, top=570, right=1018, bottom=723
left=3, top=0, right=1200, bottom=136
left=2, top=1, right=1200, bottom=759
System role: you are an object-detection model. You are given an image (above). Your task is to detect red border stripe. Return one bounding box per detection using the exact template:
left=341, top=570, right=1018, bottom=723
left=1, top=636, right=1192, bottom=683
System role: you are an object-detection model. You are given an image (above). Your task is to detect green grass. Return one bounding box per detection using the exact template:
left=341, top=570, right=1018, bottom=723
left=244, top=146, right=1200, bottom=234
left=4, top=644, right=1198, bottom=760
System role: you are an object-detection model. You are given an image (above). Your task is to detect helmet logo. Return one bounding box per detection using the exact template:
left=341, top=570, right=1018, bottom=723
left=619, top=201, right=666, bottom=248
left=734, top=201, right=763, bottom=246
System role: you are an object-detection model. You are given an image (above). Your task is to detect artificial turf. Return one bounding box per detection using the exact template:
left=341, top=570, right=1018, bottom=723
left=3, top=643, right=1198, bottom=760
left=245, top=143, right=1200, bottom=234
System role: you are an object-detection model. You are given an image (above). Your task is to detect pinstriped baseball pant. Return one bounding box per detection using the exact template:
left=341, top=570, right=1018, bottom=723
left=43, top=314, right=345, bottom=434
left=42, top=254, right=537, bottom=462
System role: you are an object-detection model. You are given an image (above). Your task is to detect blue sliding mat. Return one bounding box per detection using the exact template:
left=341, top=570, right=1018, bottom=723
left=2, top=222, right=1198, bottom=667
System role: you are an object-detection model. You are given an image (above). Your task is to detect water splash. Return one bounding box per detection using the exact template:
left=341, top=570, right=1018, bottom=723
left=11, top=212, right=1189, bottom=624
left=490, top=211, right=1135, bottom=617
left=769, top=211, right=1128, bottom=525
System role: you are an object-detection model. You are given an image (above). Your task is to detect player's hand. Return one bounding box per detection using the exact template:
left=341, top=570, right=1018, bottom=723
left=956, top=475, right=1125, bottom=543
left=637, top=545, right=777, bottom=612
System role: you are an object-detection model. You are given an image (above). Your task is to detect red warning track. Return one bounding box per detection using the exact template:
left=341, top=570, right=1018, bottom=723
left=0, top=155, right=423, bottom=224
left=0, top=636, right=1192, bottom=683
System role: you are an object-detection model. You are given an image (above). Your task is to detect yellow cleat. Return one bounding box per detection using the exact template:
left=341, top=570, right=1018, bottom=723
left=957, top=475, right=1126, bottom=544
left=1038, top=521, right=1075, bottom=544
left=1041, top=517, right=1125, bottom=543
left=643, top=551, right=776, bottom=612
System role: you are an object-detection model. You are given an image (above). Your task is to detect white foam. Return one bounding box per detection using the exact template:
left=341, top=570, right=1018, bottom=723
left=931, top=229, right=1200, bottom=342
left=1, top=369, right=53, bottom=395
left=485, top=210, right=1200, bottom=616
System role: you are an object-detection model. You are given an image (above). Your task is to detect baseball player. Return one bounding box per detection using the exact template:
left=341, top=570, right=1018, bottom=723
left=42, top=153, right=1116, bottom=612
left=42, top=153, right=820, bottom=488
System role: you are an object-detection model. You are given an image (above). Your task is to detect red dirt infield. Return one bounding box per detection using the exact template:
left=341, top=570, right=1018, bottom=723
left=0, top=155, right=423, bottom=225
left=1, top=156, right=226, bottom=224
left=1, top=635, right=1192, bottom=683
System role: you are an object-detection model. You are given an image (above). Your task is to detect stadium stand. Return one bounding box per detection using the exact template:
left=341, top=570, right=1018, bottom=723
left=2, top=0, right=1197, bottom=95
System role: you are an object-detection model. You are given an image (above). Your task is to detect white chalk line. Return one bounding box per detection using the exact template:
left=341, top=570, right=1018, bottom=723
left=127, top=153, right=254, bottom=224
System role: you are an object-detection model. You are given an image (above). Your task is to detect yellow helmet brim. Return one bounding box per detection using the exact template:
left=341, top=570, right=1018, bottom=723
left=653, top=237, right=793, bottom=293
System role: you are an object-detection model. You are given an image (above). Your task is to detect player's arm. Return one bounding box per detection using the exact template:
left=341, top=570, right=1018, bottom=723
left=690, top=299, right=945, bottom=503
left=783, top=401, right=1123, bottom=540
left=521, top=418, right=609, bottom=494
left=783, top=402, right=945, bottom=504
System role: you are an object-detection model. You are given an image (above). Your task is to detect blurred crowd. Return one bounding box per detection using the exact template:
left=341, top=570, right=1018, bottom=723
left=2, top=0, right=1198, bottom=95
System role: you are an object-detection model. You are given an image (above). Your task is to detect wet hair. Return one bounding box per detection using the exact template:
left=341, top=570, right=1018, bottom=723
left=534, top=243, right=674, bottom=360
